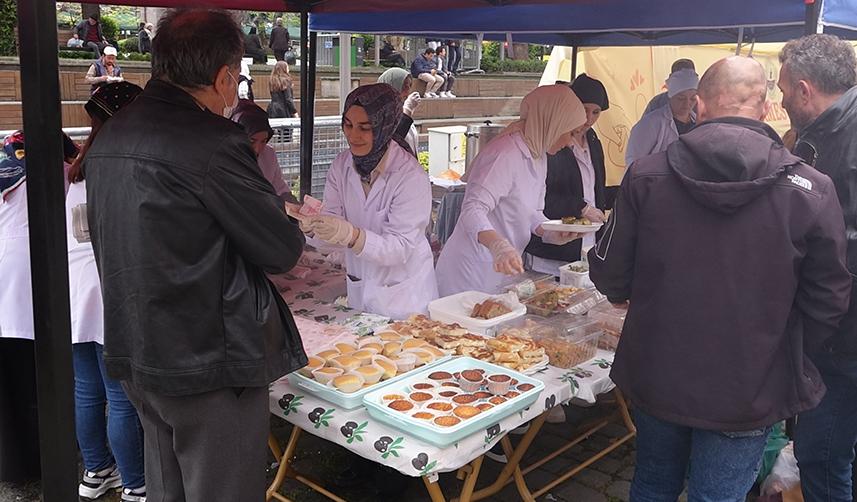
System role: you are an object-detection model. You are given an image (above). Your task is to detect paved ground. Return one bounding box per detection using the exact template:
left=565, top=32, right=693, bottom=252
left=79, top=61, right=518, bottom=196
left=0, top=400, right=638, bottom=501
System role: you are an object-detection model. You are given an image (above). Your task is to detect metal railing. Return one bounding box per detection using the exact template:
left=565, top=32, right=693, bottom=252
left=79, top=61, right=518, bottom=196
left=1, top=116, right=347, bottom=200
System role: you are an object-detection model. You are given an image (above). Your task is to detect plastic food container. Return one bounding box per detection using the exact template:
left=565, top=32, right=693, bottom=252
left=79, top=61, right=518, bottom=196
left=428, top=291, right=526, bottom=336
left=363, top=357, right=544, bottom=447
left=490, top=314, right=601, bottom=368
left=502, top=273, right=556, bottom=300
left=565, top=288, right=606, bottom=315
left=586, top=299, right=627, bottom=351
left=559, top=261, right=595, bottom=289
left=522, top=285, right=585, bottom=317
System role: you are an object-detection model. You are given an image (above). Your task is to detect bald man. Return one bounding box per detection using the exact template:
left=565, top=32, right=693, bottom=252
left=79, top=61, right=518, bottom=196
left=589, top=56, right=850, bottom=501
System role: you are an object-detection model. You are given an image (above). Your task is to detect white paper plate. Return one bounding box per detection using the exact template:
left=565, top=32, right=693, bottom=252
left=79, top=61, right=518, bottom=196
left=542, top=220, right=603, bottom=233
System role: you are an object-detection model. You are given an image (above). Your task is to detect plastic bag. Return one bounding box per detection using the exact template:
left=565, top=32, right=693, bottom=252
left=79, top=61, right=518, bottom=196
left=761, top=442, right=800, bottom=496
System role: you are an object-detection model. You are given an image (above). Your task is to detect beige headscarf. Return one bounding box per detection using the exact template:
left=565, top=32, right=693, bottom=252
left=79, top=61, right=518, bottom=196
left=500, top=84, right=586, bottom=159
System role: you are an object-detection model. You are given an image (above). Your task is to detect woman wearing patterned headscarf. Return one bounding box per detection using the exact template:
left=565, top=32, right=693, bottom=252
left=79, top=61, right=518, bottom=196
left=289, top=83, right=437, bottom=318
left=436, top=84, right=587, bottom=296
left=67, top=81, right=148, bottom=502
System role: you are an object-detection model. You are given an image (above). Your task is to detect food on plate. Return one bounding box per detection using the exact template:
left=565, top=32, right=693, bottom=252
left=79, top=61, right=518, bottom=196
left=312, top=367, right=343, bottom=384
left=560, top=216, right=591, bottom=225
left=298, top=356, right=325, bottom=377
left=372, top=356, right=398, bottom=380
left=352, top=350, right=377, bottom=365
left=412, top=412, right=435, bottom=420
left=423, top=346, right=446, bottom=358
left=360, top=342, right=383, bottom=353
left=453, top=405, right=481, bottom=419
left=452, top=394, right=478, bottom=405
left=402, top=338, right=429, bottom=350
left=355, top=365, right=384, bottom=384
left=329, top=355, right=361, bottom=372
left=438, top=168, right=462, bottom=181
left=524, top=287, right=583, bottom=316
left=412, top=382, right=435, bottom=390
left=334, top=342, right=358, bottom=354
left=428, top=371, right=453, bottom=381
left=433, top=416, right=461, bottom=427
left=427, top=401, right=453, bottom=412
left=409, top=392, right=433, bottom=403
left=382, top=342, right=402, bottom=357
left=407, top=349, right=435, bottom=366
left=378, top=331, right=403, bottom=342
left=388, top=400, right=415, bottom=412
left=357, top=336, right=382, bottom=347
left=492, top=352, right=522, bottom=364
left=470, top=299, right=513, bottom=320
left=333, top=374, right=364, bottom=393
left=476, top=403, right=494, bottom=412
left=432, top=334, right=461, bottom=350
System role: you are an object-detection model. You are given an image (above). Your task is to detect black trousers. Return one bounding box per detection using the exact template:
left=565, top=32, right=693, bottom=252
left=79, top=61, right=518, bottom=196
left=0, top=338, right=40, bottom=482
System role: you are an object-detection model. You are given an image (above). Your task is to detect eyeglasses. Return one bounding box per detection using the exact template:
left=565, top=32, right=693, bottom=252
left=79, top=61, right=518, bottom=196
left=794, top=140, right=818, bottom=167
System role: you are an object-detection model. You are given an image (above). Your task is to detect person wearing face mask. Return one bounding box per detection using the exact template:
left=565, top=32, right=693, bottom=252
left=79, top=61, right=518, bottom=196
left=288, top=83, right=438, bottom=319
left=435, top=85, right=586, bottom=297
left=625, top=68, right=699, bottom=167
left=84, top=9, right=307, bottom=501
left=525, top=75, right=617, bottom=275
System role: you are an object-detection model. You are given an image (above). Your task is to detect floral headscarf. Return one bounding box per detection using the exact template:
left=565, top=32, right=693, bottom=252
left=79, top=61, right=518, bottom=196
left=342, top=83, right=412, bottom=181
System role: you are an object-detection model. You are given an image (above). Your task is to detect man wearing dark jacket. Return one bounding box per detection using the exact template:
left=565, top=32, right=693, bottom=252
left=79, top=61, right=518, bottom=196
left=75, top=14, right=107, bottom=57
left=589, top=56, right=851, bottom=501
left=269, top=17, right=290, bottom=62
left=85, top=9, right=307, bottom=501
left=778, top=34, right=857, bottom=502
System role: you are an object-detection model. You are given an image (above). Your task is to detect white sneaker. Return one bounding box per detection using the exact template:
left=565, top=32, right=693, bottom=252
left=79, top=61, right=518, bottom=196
left=122, top=485, right=147, bottom=502
left=447, top=91, right=457, bottom=98
left=79, top=465, right=122, bottom=499
left=439, top=91, right=450, bottom=98
left=426, top=92, right=438, bottom=98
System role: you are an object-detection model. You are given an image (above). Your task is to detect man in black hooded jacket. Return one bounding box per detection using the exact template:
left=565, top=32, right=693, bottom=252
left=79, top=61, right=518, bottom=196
left=589, top=56, right=851, bottom=501
left=779, top=34, right=857, bottom=502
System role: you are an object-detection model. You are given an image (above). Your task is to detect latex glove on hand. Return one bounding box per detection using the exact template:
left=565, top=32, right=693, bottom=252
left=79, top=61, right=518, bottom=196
left=487, top=238, right=524, bottom=275
left=310, top=214, right=356, bottom=247
left=403, top=92, right=421, bottom=117
left=581, top=204, right=607, bottom=224
left=541, top=230, right=583, bottom=246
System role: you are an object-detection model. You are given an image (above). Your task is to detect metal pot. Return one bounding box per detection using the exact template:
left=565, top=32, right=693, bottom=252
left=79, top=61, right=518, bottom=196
left=465, top=120, right=506, bottom=170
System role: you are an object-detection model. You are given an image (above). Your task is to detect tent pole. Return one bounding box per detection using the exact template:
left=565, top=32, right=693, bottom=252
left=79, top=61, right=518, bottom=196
left=735, top=26, right=744, bottom=55
left=16, top=0, right=77, bottom=500
left=571, top=46, right=578, bottom=80
left=301, top=29, right=318, bottom=198
left=339, top=33, right=351, bottom=111
left=374, top=35, right=381, bottom=66
left=299, top=6, right=310, bottom=198
left=805, top=0, right=823, bottom=35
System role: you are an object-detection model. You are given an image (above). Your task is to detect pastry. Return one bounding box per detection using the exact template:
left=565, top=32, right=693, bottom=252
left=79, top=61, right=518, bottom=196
left=473, top=391, right=493, bottom=400
left=460, top=370, right=483, bottom=382
left=357, top=336, right=382, bottom=348
left=441, top=382, right=460, bottom=388
left=388, top=400, right=415, bottom=412
left=423, top=346, right=446, bottom=358
left=493, top=351, right=522, bottom=364
left=334, top=342, right=358, bottom=354
left=329, top=355, right=360, bottom=372
left=352, top=350, right=377, bottom=365
left=453, top=405, right=481, bottom=419
left=412, top=412, right=435, bottom=420
left=372, top=356, right=398, bottom=380
left=433, top=416, right=461, bottom=427
left=381, top=393, right=406, bottom=403
left=298, top=356, right=325, bottom=378
left=428, top=371, right=453, bottom=381
left=426, top=401, right=453, bottom=412
left=412, top=383, right=435, bottom=390
left=312, top=367, right=343, bottom=384
left=393, top=352, right=417, bottom=372
left=407, top=349, right=434, bottom=366
left=315, top=349, right=340, bottom=362
left=378, top=331, right=402, bottom=342
left=360, top=342, right=384, bottom=353
left=504, top=391, right=521, bottom=399
left=476, top=403, right=494, bottom=412
left=382, top=342, right=402, bottom=357
left=402, top=338, right=429, bottom=350
left=409, top=392, right=433, bottom=403
left=432, top=333, right=461, bottom=350
left=437, top=390, right=459, bottom=399
left=517, top=383, right=536, bottom=392
left=487, top=374, right=512, bottom=395
left=452, top=394, right=478, bottom=404
left=332, top=374, right=364, bottom=393
left=470, top=299, right=512, bottom=319
left=488, top=396, right=508, bottom=405
left=355, top=365, right=383, bottom=384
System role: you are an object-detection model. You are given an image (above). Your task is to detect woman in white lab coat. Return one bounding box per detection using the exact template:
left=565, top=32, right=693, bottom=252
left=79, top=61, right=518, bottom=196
left=435, top=85, right=587, bottom=297
left=65, top=82, right=146, bottom=500
left=296, top=83, right=437, bottom=319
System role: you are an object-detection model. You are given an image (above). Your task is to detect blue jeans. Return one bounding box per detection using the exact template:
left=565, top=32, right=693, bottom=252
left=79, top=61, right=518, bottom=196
left=73, top=342, right=145, bottom=489
left=631, top=409, right=769, bottom=502
left=794, top=351, right=857, bottom=502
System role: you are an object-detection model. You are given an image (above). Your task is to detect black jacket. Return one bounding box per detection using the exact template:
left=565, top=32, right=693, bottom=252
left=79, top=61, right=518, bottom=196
left=269, top=26, right=291, bottom=52
left=589, top=118, right=851, bottom=430
left=245, top=34, right=266, bottom=63
left=795, top=86, right=857, bottom=358
left=75, top=19, right=104, bottom=42
left=268, top=87, right=297, bottom=118
left=137, top=29, right=151, bottom=53
left=526, top=129, right=616, bottom=262
left=85, top=79, right=307, bottom=396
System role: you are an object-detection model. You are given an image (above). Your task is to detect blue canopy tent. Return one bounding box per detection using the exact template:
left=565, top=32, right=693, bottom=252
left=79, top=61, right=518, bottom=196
left=311, top=0, right=857, bottom=45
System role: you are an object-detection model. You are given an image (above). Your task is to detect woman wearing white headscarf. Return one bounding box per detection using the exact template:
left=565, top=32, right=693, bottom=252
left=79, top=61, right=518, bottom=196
left=377, top=67, right=421, bottom=154
left=435, top=85, right=587, bottom=296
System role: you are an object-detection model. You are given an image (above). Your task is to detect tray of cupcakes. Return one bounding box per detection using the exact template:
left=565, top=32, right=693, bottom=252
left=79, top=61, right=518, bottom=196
left=289, top=334, right=452, bottom=410
left=362, top=357, right=545, bottom=447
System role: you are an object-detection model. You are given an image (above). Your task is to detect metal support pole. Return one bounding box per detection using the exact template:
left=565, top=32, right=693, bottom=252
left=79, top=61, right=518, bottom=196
left=805, top=0, right=824, bottom=35
left=300, top=24, right=318, bottom=199
left=735, top=26, right=745, bottom=55
left=16, top=0, right=77, bottom=500
left=374, top=35, right=381, bottom=66
left=571, top=46, right=579, bottom=80
left=339, top=33, right=352, bottom=111
left=299, top=7, right=310, bottom=198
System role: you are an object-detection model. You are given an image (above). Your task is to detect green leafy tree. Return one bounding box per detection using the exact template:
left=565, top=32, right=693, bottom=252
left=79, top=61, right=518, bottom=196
left=100, top=15, right=119, bottom=43
left=0, top=0, right=16, bottom=56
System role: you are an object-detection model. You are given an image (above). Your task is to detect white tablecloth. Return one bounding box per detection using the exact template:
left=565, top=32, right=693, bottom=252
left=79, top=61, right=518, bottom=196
left=268, top=350, right=616, bottom=478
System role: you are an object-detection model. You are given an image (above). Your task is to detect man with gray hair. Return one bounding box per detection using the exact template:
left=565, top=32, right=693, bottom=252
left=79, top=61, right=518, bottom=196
left=778, top=34, right=857, bottom=502
left=269, top=16, right=291, bottom=62
left=590, top=55, right=850, bottom=501
left=85, top=8, right=307, bottom=500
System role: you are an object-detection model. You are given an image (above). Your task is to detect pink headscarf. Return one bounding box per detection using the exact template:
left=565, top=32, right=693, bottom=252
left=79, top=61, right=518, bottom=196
left=500, top=84, right=586, bottom=159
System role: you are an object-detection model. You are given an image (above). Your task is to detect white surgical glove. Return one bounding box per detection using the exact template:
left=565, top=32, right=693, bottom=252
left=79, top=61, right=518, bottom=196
left=403, top=92, right=421, bottom=117
left=541, top=230, right=582, bottom=246
left=310, top=214, right=355, bottom=247
left=581, top=204, right=606, bottom=224
left=487, top=238, right=524, bottom=276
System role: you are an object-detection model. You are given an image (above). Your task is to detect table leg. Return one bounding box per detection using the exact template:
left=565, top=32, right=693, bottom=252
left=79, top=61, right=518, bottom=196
left=423, top=476, right=447, bottom=502
left=267, top=426, right=303, bottom=502
left=459, top=455, right=484, bottom=502
left=268, top=432, right=283, bottom=460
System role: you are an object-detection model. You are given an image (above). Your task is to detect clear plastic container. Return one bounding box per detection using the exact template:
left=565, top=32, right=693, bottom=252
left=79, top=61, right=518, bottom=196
left=559, top=261, right=594, bottom=288
left=503, top=273, right=556, bottom=300
left=522, top=285, right=586, bottom=317
left=490, top=314, right=601, bottom=369
left=586, top=299, right=627, bottom=351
